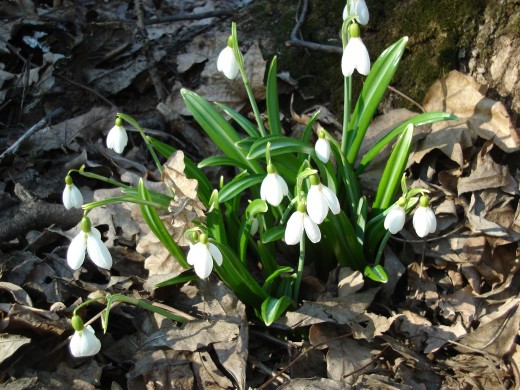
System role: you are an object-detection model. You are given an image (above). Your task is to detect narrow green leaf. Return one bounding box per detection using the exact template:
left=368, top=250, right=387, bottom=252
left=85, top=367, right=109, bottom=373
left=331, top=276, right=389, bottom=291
left=356, top=196, right=367, bottom=247
left=198, top=156, right=248, bottom=170
left=261, top=296, right=293, bottom=326
left=181, top=89, right=262, bottom=173
left=215, top=102, right=260, bottom=138
left=261, top=226, right=286, bottom=244
left=347, top=37, right=409, bottom=164
left=219, top=174, right=264, bottom=204
left=122, top=188, right=172, bottom=208
left=300, top=110, right=320, bottom=144
left=356, top=112, right=457, bottom=174
left=247, top=135, right=315, bottom=160
left=146, top=136, right=212, bottom=205
left=235, top=136, right=259, bottom=152
left=155, top=272, right=198, bottom=288
left=266, top=56, right=282, bottom=136
left=212, top=240, right=269, bottom=308
left=364, top=265, right=389, bottom=283
left=262, top=266, right=294, bottom=291
left=372, top=123, right=414, bottom=214
left=138, top=180, right=189, bottom=269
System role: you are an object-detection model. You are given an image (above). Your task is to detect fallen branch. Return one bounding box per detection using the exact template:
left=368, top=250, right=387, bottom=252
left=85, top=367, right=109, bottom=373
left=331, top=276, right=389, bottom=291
left=0, top=108, right=64, bottom=162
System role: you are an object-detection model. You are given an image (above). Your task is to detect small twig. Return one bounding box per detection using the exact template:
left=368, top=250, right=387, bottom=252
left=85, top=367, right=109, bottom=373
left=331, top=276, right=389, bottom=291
left=134, top=0, right=167, bottom=101
left=249, top=355, right=290, bottom=386
left=142, top=9, right=233, bottom=24
left=257, top=332, right=352, bottom=389
left=343, top=345, right=390, bottom=379
left=55, top=74, right=118, bottom=109
left=390, top=222, right=468, bottom=243
left=286, top=0, right=342, bottom=54
left=388, top=86, right=425, bottom=112
left=0, top=108, right=64, bottom=162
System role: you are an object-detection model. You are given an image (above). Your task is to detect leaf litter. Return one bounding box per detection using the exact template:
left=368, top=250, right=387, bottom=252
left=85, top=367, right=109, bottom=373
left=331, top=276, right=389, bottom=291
left=0, top=0, right=519, bottom=389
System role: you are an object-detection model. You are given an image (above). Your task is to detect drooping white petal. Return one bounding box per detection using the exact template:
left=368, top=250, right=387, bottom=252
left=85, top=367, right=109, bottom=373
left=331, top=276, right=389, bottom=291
left=315, top=137, right=331, bottom=163
left=342, top=37, right=370, bottom=77
left=261, top=173, right=287, bottom=207
left=285, top=211, right=305, bottom=245
left=193, top=244, right=213, bottom=279
left=87, top=229, right=112, bottom=269
left=217, top=46, right=239, bottom=79
left=187, top=242, right=204, bottom=266
left=303, top=214, right=321, bottom=243
left=208, top=243, right=223, bottom=266
left=384, top=206, right=406, bottom=234
left=69, top=325, right=101, bottom=358
left=320, top=185, right=341, bottom=215
left=67, top=232, right=87, bottom=270
left=413, top=206, right=436, bottom=238
left=63, top=184, right=84, bottom=210
left=106, top=125, right=128, bottom=154
left=307, top=185, right=328, bottom=224
left=350, top=0, right=369, bottom=25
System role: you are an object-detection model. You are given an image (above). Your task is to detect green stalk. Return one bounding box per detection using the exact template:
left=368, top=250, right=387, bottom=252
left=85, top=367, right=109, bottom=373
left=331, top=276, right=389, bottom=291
left=117, top=113, right=164, bottom=174
left=341, top=75, right=352, bottom=155
left=231, top=22, right=266, bottom=137
left=82, top=196, right=168, bottom=212
left=292, top=238, right=306, bottom=302
left=72, top=166, right=130, bottom=189
left=374, top=230, right=391, bottom=266
left=106, top=294, right=188, bottom=323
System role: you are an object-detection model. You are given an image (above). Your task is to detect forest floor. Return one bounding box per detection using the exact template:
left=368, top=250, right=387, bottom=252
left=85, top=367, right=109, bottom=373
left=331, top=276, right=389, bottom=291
left=0, top=1, right=520, bottom=389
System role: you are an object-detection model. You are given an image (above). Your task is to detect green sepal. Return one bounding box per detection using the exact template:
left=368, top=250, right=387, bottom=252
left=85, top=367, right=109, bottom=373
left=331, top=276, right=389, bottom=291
left=238, top=199, right=269, bottom=261
left=138, top=179, right=189, bottom=269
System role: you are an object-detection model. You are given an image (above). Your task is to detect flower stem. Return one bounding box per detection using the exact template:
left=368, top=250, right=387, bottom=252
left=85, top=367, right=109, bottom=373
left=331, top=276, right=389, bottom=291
left=374, top=230, right=392, bottom=266
left=72, top=166, right=130, bottom=189
left=292, top=238, right=306, bottom=302
left=231, top=22, right=267, bottom=137
left=341, top=75, right=352, bottom=155
left=82, top=196, right=168, bottom=212
left=117, top=113, right=164, bottom=174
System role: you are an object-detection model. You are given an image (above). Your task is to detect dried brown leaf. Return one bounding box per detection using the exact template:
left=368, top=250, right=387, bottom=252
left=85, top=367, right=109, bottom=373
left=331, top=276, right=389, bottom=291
left=0, top=333, right=31, bottom=365
left=423, top=70, right=520, bottom=153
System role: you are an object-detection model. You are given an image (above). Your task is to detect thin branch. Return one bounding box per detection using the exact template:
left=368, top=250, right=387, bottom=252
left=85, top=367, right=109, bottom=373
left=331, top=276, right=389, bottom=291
left=55, top=74, right=118, bottom=109
left=286, top=0, right=342, bottom=54
left=0, top=108, right=64, bottom=162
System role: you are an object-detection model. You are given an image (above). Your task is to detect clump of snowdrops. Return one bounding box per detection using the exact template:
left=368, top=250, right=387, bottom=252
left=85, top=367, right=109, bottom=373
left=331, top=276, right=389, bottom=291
left=62, top=0, right=454, bottom=357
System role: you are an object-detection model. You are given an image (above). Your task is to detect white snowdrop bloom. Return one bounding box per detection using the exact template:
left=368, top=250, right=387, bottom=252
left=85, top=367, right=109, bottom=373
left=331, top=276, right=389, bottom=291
left=69, top=316, right=101, bottom=358
left=341, top=23, right=370, bottom=77
left=350, top=0, right=369, bottom=25
left=187, top=234, right=223, bottom=279
left=260, top=164, right=289, bottom=207
left=413, top=195, right=437, bottom=238
left=217, top=45, right=240, bottom=80
left=314, top=132, right=331, bottom=163
left=62, top=175, right=83, bottom=210
left=67, top=217, right=112, bottom=270
left=306, top=175, right=340, bottom=224
left=285, top=203, right=321, bottom=245
left=106, top=117, right=128, bottom=154
left=384, top=200, right=406, bottom=234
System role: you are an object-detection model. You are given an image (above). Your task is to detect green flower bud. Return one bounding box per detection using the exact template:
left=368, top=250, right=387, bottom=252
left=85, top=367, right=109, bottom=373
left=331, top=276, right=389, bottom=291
left=419, top=195, right=429, bottom=207
left=80, top=217, right=92, bottom=233
left=349, top=22, right=361, bottom=38
left=71, top=315, right=84, bottom=331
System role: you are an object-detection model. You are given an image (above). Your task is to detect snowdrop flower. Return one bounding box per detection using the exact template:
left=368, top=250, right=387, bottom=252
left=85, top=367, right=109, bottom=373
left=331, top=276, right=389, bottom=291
left=384, top=197, right=407, bottom=234
left=306, top=175, right=340, bottom=224
left=106, top=117, right=128, bottom=154
left=261, top=163, right=289, bottom=207
left=217, top=37, right=240, bottom=79
left=349, top=0, right=369, bottom=25
left=67, top=217, right=112, bottom=270
left=187, top=233, right=223, bottom=279
left=285, top=202, right=321, bottom=245
left=341, top=22, right=370, bottom=77
left=413, top=195, right=437, bottom=238
left=69, top=315, right=101, bottom=358
left=62, top=174, right=83, bottom=210
left=315, top=131, right=331, bottom=163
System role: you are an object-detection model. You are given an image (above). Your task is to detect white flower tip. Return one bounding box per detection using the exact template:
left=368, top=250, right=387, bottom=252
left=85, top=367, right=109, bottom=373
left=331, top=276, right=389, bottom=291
left=315, top=138, right=330, bottom=163
left=69, top=326, right=101, bottom=358
left=63, top=184, right=84, bottom=210
left=106, top=125, right=128, bottom=154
